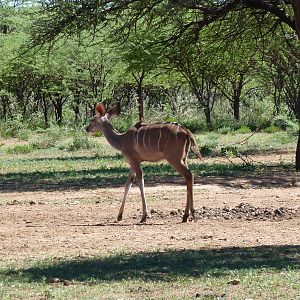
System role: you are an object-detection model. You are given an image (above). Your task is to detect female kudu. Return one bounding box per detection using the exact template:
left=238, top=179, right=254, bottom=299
left=86, top=103, right=202, bottom=222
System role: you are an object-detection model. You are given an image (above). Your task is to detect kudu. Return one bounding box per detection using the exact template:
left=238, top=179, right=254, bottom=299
left=86, top=103, right=202, bottom=223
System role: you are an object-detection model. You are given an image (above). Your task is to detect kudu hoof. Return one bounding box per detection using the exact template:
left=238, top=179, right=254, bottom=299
left=117, top=215, right=123, bottom=221
left=139, top=214, right=151, bottom=223
left=182, top=214, right=189, bottom=223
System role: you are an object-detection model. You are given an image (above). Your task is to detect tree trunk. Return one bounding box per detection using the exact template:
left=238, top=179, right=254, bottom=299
left=135, top=75, right=145, bottom=122
left=42, top=94, right=49, bottom=128
left=51, top=95, right=63, bottom=125
left=292, top=0, right=300, bottom=170
left=274, top=86, right=281, bottom=115
left=56, top=99, right=63, bottom=125
left=292, top=1, right=300, bottom=39
left=295, top=94, right=300, bottom=171
left=204, top=106, right=212, bottom=129
left=73, top=95, right=80, bottom=123
left=233, top=93, right=240, bottom=121
left=137, top=86, right=144, bottom=122
left=296, top=125, right=300, bottom=171
left=232, top=74, right=244, bottom=121
left=1, top=95, right=9, bottom=121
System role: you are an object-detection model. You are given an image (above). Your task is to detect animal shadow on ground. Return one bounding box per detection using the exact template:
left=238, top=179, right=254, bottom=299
left=3, top=245, right=300, bottom=283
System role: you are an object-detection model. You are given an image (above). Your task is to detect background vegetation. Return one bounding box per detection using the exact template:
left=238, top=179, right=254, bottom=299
left=0, top=1, right=299, bottom=134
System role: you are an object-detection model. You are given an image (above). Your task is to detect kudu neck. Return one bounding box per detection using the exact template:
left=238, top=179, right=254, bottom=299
left=101, top=120, right=122, bottom=151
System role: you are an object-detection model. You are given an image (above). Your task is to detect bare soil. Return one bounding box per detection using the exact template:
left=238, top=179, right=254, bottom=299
left=0, top=153, right=300, bottom=263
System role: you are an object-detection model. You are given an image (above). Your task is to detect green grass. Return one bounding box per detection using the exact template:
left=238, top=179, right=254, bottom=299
left=0, top=151, right=295, bottom=195
left=197, top=131, right=297, bottom=157
left=0, top=246, right=300, bottom=299
left=0, top=132, right=296, bottom=196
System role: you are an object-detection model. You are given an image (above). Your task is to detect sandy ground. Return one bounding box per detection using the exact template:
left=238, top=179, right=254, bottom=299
left=0, top=153, right=300, bottom=263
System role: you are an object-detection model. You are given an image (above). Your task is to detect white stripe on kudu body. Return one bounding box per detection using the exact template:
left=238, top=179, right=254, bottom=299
left=143, top=125, right=150, bottom=150
left=166, top=123, right=176, bottom=145
left=86, top=103, right=202, bottom=223
left=157, top=123, right=164, bottom=151
left=136, top=127, right=143, bottom=146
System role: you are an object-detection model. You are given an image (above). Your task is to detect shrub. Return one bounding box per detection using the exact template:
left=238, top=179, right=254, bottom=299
left=234, top=125, right=252, bottom=134
left=200, top=132, right=220, bottom=156
left=179, top=119, right=206, bottom=133
left=69, top=132, right=93, bottom=151
left=17, top=129, right=31, bottom=141
left=273, top=115, right=297, bottom=131
left=31, top=135, right=57, bottom=149
left=57, top=130, right=94, bottom=151
left=213, top=118, right=239, bottom=131
left=5, top=144, right=35, bottom=154
left=217, top=127, right=232, bottom=134
left=111, top=114, right=137, bottom=132
left=221, top=145, right=238, bottom=158
left=0, top=118, right=23, bottom=138
left=263, top=125, right=281, bottom=133
left=200, top=145, right=213, bottom=157
left=273, top=131, right=294, bottom=144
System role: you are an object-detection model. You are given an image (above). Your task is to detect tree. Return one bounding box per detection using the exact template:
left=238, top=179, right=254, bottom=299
left=30, top=1, right=299, bottom=46
left=116, top=25, right=165, bottom=121
left=166, top=36, right=220, bottom=127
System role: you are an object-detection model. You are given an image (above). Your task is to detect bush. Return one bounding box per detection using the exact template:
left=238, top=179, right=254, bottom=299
left=263, top=125, right=281, bottom=133
left=234, top=125, right=252, bottom=134
left=273, top=131, right=295, bottom=144
left=57, top=130, right=94, bottom=151
left=217, top=127, right=232, bottom=134
left=179, top=119, right=206, bottom=133
left=69, top=132, right=93, bottom=151
left=111, top=114, right=138, bottom=132
left=5, top=144, right=35, bottom=154
left=30, top=126, right=65, bottom=149
left=17, top=129, right=31, bottom=141
left=213, top=118, right=239, bottom=131
left=0, top=117, right=23, bottom=138
left=221, top=145, right=238, bottom=158
left=200, top=132, right=220, bottom=156
left=31, top=135, right=57, bottom=149
left=273, top=115, right=297, bottom=131
left=200, top=145, right=213, bottom=157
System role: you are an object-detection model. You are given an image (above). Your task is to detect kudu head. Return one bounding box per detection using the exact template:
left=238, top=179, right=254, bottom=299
left=86, top=103, right=121, bottom=134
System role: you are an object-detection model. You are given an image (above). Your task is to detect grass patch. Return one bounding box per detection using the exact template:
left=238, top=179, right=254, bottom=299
left=0, top=246, right=300, bottom=299
left=0, top=149, right=295, bottom=194
left=197, top=131, right=297, bottom=157
left=5, top=144, right=36, bottom=154
left=0, top=131, right=296, bottom=194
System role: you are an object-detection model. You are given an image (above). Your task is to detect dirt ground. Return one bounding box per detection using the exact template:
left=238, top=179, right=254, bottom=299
left=0, top=153, right=300, bottom=263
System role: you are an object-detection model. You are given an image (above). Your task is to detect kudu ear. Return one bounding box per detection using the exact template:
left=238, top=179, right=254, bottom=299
left=95, top=103, right=106, bottom=117
left=107, top=103, right=121, bottom=119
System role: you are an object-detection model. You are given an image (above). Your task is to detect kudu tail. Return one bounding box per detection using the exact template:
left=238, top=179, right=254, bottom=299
left=187, top=130, right=202, bottom=160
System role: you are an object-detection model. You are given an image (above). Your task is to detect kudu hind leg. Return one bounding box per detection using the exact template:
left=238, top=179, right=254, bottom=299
left=170, top=160, right=194, bottom=222
left=183, top=168, right=194, bottom=222
left=117, top=168, right=135, bottom=221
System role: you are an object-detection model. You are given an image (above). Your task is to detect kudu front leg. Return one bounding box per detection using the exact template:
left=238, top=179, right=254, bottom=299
left=134, top=165, right=150, bottom=223
left=117, top=168, right=135, bottom=221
